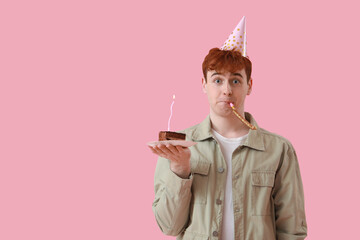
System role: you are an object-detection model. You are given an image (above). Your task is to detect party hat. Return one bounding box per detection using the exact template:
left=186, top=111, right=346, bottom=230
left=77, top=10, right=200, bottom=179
left=220, top=16, right=247, bottom=57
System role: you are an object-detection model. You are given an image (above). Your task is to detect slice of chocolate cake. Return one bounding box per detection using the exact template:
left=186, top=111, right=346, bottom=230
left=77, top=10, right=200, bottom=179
left=159, top=131, right=186, bottom=141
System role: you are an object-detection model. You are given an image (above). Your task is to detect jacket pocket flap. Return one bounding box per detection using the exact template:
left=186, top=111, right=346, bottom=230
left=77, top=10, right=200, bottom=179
left=183, top=230, right=209, bottom=239
left=252, top=171, right=275, bottom=187
left=191, top=161, right=211, bottom=176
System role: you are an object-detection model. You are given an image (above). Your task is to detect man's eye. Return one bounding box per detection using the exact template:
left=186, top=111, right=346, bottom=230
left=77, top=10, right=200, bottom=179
left=215, top=79, right=221, bottom=84
left=233, top=80, right=240, bottom=84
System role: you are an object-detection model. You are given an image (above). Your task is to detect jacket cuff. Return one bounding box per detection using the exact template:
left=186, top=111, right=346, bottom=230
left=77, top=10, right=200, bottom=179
left=163, top=170, right=193, bottom=196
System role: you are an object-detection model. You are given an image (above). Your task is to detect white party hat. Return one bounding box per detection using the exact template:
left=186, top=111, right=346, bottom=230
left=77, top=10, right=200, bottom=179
left=220, top=16, right=247, bottom=57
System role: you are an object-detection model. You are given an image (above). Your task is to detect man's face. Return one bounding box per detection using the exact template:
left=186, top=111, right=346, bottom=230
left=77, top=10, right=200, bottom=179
left=202, top=68, right=252, bottom=118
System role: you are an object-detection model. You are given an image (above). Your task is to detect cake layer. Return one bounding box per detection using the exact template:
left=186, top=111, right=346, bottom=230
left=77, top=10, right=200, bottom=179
left=159, top=131, right=186, bottom=141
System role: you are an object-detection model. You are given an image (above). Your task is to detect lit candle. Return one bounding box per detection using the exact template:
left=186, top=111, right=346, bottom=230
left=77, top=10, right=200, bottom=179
left=168, top=94, right=175, bottom=131
left=229, top=103, right=257, bottom=130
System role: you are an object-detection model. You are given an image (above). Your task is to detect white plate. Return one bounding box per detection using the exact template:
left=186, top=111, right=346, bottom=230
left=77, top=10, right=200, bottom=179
left=147, top=140, right=197, bottom=148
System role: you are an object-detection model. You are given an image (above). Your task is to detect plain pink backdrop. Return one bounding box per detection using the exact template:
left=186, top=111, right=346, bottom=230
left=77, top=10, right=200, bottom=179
left=1, top=0, right=359, bottom=239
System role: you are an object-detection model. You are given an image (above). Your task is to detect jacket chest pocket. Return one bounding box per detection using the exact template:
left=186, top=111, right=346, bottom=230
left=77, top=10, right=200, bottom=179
left=191, top=161, right=211, bottom=204
left=251, top=171, right=275, bottom=216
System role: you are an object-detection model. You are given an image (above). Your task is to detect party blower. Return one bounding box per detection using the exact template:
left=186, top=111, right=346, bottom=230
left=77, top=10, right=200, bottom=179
left=229, top=103, right=257, bottom=130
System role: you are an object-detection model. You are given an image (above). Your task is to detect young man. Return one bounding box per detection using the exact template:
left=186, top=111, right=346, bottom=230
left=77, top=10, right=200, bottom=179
left=149, top=17, right=307, bottom=240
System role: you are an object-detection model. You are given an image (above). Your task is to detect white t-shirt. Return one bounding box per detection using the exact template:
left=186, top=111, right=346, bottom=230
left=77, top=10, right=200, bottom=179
left=212, top=129, right=248, bottom=240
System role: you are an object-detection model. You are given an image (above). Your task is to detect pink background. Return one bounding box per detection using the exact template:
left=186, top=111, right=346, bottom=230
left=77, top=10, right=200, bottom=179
left=1, top=0, right=359, bottom=239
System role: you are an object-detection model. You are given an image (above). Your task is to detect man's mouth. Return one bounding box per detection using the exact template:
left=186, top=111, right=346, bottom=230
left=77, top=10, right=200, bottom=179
left=218, top=100, right=234, bottom=107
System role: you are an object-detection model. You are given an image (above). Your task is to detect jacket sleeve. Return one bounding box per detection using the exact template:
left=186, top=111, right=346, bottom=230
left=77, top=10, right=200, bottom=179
left=152, top=156, right=193, bottom=236
left=273, top=145, right=308, bottom=240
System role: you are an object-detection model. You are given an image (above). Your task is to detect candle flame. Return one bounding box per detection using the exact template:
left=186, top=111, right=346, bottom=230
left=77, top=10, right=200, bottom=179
left=173, top=94, right=175, bottom=100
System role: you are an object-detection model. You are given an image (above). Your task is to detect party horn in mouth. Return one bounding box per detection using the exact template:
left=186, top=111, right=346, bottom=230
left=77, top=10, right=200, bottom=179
left=229, top=103, right=257, bottom=130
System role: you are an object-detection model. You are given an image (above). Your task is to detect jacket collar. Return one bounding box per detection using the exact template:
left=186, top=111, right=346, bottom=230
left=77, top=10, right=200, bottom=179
left=190, top=113, right=265, bottom=151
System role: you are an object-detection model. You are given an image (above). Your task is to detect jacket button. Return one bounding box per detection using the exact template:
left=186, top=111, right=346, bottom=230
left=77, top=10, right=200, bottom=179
left=216, top=199, right=222, bottom=205
left=218, top=167, right=224, bottom=173
left=212, top=231, right=219, bottom=237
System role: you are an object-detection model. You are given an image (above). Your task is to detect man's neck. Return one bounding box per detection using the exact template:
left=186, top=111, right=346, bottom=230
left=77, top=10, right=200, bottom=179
left=210, top=110, right=250, bottom=138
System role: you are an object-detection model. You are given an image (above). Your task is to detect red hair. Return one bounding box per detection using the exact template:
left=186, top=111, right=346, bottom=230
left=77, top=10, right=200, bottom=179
left=202, top=48, right=252, bottom=82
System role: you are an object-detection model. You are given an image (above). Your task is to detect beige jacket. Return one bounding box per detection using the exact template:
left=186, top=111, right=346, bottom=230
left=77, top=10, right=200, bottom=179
left=152, top=113, right=307, bottom=240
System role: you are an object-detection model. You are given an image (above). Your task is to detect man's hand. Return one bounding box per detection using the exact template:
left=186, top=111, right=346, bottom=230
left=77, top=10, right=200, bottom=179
left=149, top=144, right=191, bottom=179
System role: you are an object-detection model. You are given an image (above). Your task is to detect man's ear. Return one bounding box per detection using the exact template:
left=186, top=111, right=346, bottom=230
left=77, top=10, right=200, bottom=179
left=202, top=78, right=207, bottom=93
left=247, top=78, right=253, bottom=95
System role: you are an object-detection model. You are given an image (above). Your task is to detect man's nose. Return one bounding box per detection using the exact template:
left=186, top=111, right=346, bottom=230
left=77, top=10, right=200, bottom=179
left=223, top=82, right=232, bottom=95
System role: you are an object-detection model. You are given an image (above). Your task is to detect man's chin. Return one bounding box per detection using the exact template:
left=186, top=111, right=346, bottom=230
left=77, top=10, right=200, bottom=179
left=213, top=108, right=233, bottom=117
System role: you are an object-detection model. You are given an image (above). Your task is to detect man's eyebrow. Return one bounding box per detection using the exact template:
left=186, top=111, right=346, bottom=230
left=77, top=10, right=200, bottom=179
left=210, top=72, right=243, bottom=78
left=231, top=73, right=243, bottom=78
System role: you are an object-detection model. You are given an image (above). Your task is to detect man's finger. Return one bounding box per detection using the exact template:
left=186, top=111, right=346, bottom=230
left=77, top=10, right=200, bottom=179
left=153, top=145, right=166, bottom=155
left=149, top=146, right=157, bottom=154
left=149, top=146, right=162, bottom=156
left=158, top=144, right=173, bottom=156
left=176, top=145, right=187, bottom=153
left=167, top=144, right=179, bottom=155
